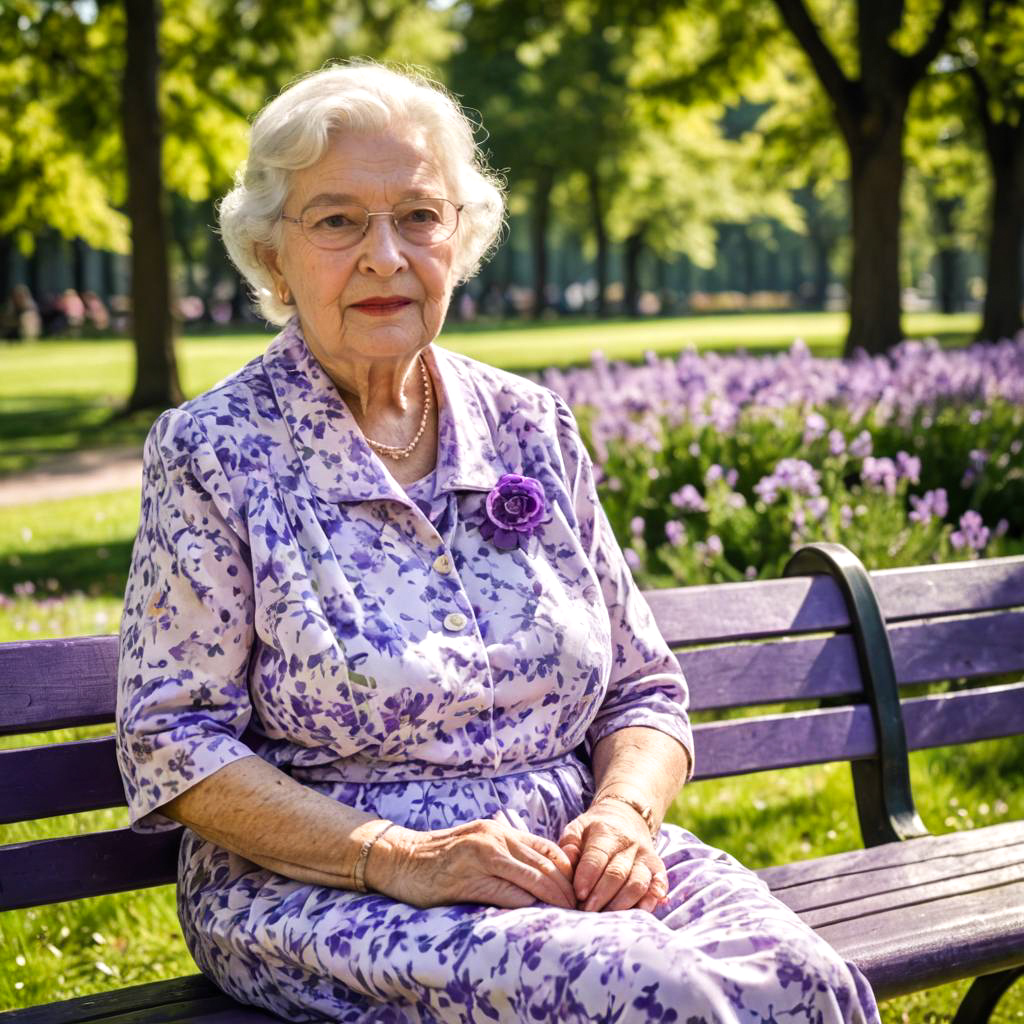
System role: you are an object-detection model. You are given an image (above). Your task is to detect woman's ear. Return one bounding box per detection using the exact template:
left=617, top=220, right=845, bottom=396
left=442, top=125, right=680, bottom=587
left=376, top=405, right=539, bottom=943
left=257, top=244, right=293, bottom=306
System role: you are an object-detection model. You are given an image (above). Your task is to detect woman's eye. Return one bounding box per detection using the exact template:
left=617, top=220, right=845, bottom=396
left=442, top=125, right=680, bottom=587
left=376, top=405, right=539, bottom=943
left=403, top=207, right=440, bottom=224
left=317, top=213, right=353, bottom=229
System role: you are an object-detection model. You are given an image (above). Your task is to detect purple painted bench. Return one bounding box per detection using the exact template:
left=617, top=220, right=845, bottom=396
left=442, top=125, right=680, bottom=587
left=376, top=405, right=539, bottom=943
left=2, top=543, right=1023, bottom=1023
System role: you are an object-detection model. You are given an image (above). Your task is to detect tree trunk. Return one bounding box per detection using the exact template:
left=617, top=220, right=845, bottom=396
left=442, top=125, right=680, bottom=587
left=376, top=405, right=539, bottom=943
left=979, top=123, right=1024, bottom=342
left=933, top=196, right=961, bottom=315
left=530, top=167, right=554, bottom=320
left=624, top=229, right=645, bottom=318
left=587, top=170, right=609, bottom=318
left=845, top=104, right=907, bottom=356
left=122, top=0, right=182, bottom=412
left=0, top=235, right=11, bottom=299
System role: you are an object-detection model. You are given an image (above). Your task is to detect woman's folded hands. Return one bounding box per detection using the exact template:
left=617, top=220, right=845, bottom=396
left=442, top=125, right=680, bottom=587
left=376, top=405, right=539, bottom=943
left=366, top=806, right=666, bottom=914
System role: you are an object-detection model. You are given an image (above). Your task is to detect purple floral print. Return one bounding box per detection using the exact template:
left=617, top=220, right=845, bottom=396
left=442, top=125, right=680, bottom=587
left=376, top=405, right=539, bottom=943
left=116, top=318, right=879, bottom=1024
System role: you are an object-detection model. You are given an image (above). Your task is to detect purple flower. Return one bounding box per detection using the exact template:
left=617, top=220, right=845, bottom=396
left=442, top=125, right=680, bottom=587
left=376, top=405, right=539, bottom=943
left=909, top=488, right=948, bottom=525
left=803, top=412, right=827, bottom=444
left=828, top=429, right=846, bottom=457
left=478, top=474, right=547, bottom=551
left=951, top=510, right=990, bottom=553
left=670, top=484, right=708, bottom=513
left=665, top=520, right=686, bottom=547
left=849, top=430, right=873, bottom=458
left=862, top=456, right=898, bottom=495
left=895, top=451, right=921, bottom=484
left=630, top=516, right=645, bottom=537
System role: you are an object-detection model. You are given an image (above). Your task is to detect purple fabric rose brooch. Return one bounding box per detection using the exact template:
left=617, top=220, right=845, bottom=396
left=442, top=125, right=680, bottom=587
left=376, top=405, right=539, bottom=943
left=477, top=473, right=549, bottom=551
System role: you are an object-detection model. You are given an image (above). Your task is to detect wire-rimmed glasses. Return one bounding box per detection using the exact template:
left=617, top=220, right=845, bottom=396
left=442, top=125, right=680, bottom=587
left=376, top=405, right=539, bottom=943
left=280, top=198, right=462, bottom=251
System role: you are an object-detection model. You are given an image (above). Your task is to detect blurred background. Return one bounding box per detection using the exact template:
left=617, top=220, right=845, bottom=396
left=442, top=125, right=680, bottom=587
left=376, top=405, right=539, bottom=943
left=2, top=2, right=1023, bottom=1019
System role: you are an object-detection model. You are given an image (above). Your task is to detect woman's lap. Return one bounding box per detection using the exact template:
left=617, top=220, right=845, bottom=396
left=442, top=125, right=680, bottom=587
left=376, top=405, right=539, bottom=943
left=179, top=824, right=878, bottom=1024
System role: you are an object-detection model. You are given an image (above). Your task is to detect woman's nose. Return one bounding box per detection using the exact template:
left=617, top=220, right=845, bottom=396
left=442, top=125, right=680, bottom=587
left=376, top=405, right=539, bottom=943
left=356, top=215, right=407, bottom=276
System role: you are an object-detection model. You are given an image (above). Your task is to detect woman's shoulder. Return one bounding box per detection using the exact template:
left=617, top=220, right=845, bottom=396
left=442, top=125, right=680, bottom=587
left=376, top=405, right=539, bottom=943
left=435, top=345, right=571, bottom=426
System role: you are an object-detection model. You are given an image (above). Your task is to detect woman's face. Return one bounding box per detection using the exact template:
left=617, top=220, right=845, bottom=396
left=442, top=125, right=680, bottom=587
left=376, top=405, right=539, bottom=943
left=265, top=130, right=458, bottom=370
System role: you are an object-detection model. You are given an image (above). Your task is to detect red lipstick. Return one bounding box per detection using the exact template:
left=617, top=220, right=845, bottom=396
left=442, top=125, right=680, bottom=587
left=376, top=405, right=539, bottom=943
left=350, top=296, right=412, bottom=316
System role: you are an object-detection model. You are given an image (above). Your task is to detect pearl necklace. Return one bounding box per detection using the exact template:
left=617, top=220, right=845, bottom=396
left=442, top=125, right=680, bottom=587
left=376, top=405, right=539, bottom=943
left=364, top=356, right=432, bottom=460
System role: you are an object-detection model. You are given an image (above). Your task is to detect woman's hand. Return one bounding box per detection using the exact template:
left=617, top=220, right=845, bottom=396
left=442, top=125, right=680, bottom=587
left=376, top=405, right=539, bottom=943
left=557, top=801, right=668, bottom=913
left=368, top=819, right=577, bottom=910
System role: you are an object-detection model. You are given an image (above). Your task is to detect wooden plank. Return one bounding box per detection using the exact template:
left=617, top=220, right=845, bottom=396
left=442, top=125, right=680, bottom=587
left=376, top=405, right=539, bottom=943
left=770, top=842, right=1024, bottom=914
left=0, top=635, right=117, bottom=735
left=890, top=610, right=1024, bottom=685
left=0, top=975, right=279, bottom=1024
left=903, top=682, right=1024, bottom=751
left=649, top=556, right=1024, bottom=646
left=812, top=878, right=1024, bottom=1000
left=759, top=821, right=1024, bottom=891
left=797, top=859, right=1024, bottom=929
left=0, top=829, right=179, bottom=910
left=681, top=634, right=862, bottom=712
left=691, top=705, right=876, bottom=779
left=0, top=736, right=124, bottom=825
left=872, top=556, right=1024, bottom=623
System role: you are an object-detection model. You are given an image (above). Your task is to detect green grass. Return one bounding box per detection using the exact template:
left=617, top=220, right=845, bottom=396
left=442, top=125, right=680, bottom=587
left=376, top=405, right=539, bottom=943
left=0, top=312, right=980, bottom=475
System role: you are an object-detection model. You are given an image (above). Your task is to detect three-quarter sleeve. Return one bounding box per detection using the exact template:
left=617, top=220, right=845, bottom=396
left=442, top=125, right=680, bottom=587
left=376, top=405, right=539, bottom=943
left=553, top=396, right=695, bottom=778
left=116, top=408, right=257, bottom=831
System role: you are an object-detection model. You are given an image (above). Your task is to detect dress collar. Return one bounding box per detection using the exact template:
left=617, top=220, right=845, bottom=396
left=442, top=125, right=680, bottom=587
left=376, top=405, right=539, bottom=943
left=262, top=318, right=507, bottom=504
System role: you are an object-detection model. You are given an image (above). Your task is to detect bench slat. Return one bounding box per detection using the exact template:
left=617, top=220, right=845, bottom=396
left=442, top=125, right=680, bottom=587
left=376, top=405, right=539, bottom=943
left=0, top=736, right=124, bottom=825
left=0, top=829, right=179, bottom=911
left=772, top=841, right=1024, bottom=914
left=0, top=635, right=118, bottom=735
left=648, top=556, right=1024, bottom=645
left=692, top=705, right=876, bottom=779
left=0, top=975, right=243, bottom=1024
left=759, top=821, right=1024, bottom=890
left=813, top=877, right=1024, bottom=999
left=684, top=612, right=1024, bottom=712
left=903, top=681, right=1024, bottom=750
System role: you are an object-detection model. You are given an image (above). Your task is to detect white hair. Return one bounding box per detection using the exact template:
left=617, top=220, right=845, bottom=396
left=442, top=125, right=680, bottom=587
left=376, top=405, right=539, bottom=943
left=218, top=61, right=506, bottom=325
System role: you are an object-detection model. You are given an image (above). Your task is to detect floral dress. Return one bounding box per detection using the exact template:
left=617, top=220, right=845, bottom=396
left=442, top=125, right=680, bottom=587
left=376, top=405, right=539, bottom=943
left=116, top=319, right=879, bottom=1024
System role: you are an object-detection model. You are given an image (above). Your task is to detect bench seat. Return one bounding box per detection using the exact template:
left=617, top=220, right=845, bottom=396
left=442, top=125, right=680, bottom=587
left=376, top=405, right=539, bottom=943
left=3, top=548, right=1023, bottom=1022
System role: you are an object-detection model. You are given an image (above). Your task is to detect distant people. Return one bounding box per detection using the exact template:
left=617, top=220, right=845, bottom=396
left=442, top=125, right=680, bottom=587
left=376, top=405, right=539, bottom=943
left=60, top=289, right=86, bottom=336
left=2, top=284, right=42, bottom=342
left=82, top=291, right=110, bottom=332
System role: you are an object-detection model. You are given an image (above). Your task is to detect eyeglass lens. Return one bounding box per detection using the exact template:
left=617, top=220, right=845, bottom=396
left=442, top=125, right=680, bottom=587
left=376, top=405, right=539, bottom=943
left=299, top=198, right=458, bottom=250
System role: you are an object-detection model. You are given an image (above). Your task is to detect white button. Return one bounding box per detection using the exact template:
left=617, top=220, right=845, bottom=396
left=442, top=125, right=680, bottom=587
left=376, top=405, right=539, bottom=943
left=443, top=612, right=468, bottom=632
left=433, top=554, right=453, bottom=575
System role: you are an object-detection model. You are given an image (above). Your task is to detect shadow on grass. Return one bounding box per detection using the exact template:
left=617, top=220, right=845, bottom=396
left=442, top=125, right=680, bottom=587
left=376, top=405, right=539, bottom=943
left=0, top=400, right=158, bottom=476
left=0, top=539, right=133, bottom=597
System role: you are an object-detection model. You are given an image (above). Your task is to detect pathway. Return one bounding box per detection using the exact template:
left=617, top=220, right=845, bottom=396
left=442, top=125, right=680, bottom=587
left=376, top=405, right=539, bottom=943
left=0, top=447, right=144, bottom=507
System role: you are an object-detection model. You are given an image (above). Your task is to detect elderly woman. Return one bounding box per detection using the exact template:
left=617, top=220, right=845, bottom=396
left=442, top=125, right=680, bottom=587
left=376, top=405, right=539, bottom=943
left=116, top=63, right=878, bottom=1024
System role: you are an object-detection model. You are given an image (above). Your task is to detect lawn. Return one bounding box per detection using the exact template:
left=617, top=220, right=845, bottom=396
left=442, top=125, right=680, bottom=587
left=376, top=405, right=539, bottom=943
left=1, top=489, right=1023, bottom=1019
left=0, top=311, right=980, bottom=475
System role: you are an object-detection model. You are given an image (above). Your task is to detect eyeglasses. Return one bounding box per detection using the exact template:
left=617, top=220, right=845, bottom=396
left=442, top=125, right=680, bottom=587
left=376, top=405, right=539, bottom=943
left=280, top=197, right=463, bottom=251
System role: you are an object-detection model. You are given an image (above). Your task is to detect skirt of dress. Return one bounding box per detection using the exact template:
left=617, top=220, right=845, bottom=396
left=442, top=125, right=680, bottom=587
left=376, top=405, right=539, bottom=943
left=176, top=756, right=880, bottom=1024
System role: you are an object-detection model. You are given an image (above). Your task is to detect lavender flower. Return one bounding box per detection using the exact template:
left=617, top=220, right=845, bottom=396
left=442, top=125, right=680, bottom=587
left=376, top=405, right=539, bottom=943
left=951, top=510, right=990, bottom=553
left=849, top=430, right=873, bottom=458
left=803, top=412, right=827, bottom=444
left=828, top=430, right=846, bottom=457
left=670, top=484, right=708, bottom=513
left=895, top=451, right=921, bottom=485
left=861, top=457, right=898, bottom=495
left=665, top=520, right=686, bottom=547
left=909, top=488, right=949, bottom=525
left=630, top=516, right=645, bottom=537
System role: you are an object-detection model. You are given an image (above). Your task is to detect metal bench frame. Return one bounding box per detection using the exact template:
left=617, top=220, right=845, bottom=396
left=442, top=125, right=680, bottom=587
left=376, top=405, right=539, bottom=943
left=2, top=543, right=1023, bottom=1023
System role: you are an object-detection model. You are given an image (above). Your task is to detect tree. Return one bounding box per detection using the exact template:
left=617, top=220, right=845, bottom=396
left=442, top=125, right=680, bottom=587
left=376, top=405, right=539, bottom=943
left=958, top=0, right=1024, bottom=341
left=769, top=0, right=964, bottom=354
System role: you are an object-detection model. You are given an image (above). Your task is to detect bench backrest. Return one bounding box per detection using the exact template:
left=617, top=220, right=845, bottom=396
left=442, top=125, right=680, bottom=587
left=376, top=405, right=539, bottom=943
left=2, top=553, right=1023, bottom=912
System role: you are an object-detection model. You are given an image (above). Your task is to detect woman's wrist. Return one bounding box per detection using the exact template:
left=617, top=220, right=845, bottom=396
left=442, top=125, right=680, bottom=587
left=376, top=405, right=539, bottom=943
left=362, top=822, right=420, bottom=894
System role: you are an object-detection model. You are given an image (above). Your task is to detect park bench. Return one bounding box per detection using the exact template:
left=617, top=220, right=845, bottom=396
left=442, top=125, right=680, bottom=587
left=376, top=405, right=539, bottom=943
left=1, top=542, right=1023, bottom=1023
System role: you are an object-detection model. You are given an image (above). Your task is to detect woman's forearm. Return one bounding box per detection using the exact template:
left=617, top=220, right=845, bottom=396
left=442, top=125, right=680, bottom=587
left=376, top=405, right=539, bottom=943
left=162, top=755, right=410, bottom=890
left=590, top=727, right=690, bottom=830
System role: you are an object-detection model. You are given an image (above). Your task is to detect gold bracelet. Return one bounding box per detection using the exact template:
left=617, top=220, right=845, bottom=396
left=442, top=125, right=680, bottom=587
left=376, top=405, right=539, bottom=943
left=352, top=820, right=396, bottom=894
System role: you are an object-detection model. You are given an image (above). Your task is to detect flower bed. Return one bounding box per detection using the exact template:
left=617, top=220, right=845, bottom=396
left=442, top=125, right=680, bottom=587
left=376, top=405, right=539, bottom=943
left=541, top=337, right=1024, bottom=586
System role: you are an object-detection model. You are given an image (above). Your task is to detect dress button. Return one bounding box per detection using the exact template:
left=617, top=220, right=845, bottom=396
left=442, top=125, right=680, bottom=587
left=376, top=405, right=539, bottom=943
left=443, top=611, right=468, bottom=632
left=433, top=553, right=454, bottom=575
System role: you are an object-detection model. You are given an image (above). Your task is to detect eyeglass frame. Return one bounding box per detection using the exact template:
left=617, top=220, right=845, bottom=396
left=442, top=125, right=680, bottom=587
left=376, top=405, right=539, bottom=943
left=278, top=197, right=465, bottom=251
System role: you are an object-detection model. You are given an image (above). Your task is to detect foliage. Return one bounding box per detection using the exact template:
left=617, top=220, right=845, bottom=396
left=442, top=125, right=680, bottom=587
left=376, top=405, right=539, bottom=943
left=541, top=337, right=1024, bottom=585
